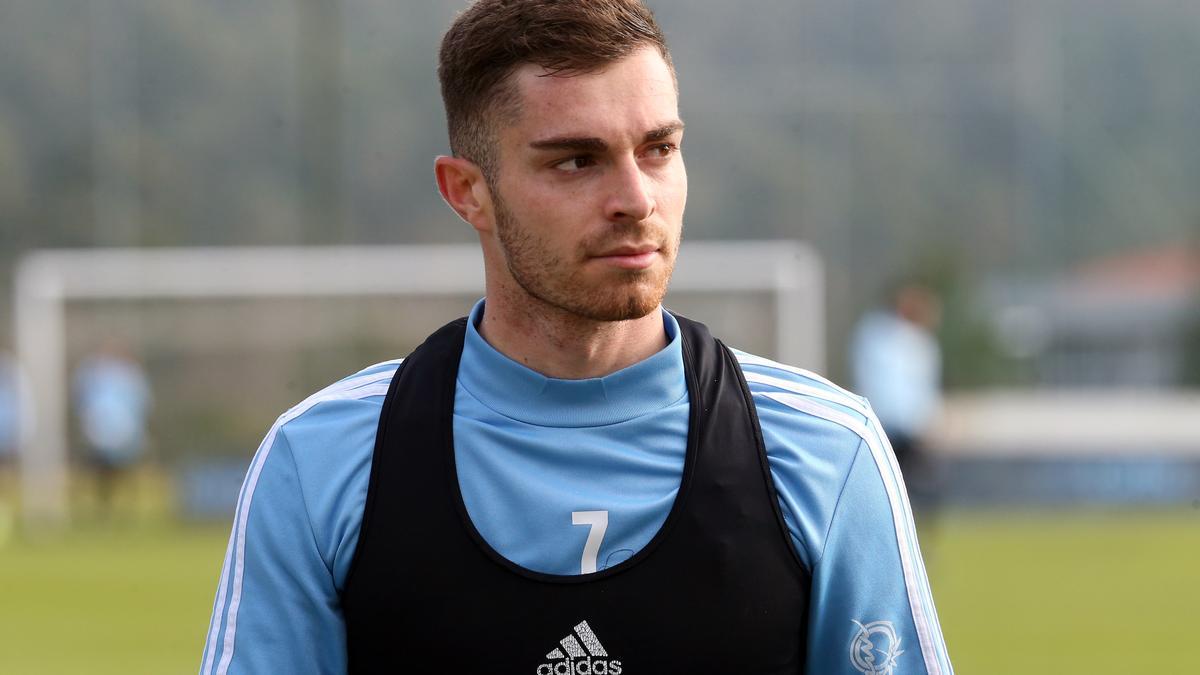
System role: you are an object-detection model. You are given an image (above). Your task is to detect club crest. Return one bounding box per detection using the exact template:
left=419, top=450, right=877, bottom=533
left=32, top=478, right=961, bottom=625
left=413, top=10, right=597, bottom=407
left=850, top=620, right=904, bottom=674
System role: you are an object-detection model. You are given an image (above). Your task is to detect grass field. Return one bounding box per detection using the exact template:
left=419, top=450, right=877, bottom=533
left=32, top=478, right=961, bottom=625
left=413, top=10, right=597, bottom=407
left=0, top=508, right=1197, bottom=674
left=931, top=509, right=1200, bottom=674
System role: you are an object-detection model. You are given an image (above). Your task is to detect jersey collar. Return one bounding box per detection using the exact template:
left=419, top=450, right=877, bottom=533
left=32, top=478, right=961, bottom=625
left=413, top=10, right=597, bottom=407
left=456, top=299, right=687, bottom=427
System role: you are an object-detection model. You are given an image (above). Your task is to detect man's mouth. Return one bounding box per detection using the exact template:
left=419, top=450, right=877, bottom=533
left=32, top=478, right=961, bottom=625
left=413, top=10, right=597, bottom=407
left=590, top=244, right=661, bottom=269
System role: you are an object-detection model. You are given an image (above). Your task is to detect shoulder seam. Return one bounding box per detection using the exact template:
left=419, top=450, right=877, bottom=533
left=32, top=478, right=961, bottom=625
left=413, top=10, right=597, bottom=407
left=814, top=436, right=867, bottom=568
left=279, top=366, right=399, bottom=429
left=276, top=425, right=335, bottom=579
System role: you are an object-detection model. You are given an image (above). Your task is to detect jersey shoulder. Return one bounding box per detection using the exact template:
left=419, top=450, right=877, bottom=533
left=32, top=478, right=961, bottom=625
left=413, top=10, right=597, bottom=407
left=279, top=358, right=401, bottom=423
left=732, top=348, right=872, bottom=428
left=731, top=348, right=885, bottom=568
left=269, top=359, right=402, bottom=582
left=272, top=358, right=402, bottom=446
left=270, top=356, right=402, bottom=494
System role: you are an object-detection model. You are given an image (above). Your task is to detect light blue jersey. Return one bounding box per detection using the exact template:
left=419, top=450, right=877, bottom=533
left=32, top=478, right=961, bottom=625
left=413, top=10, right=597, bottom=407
left=850, top=310, right=942, bottom=439
left=202, top=302, right=952, bottom=674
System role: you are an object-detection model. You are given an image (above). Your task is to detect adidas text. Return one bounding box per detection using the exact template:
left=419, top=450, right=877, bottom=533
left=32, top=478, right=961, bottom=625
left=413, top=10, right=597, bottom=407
left=536, top=657, right=623, bottom=675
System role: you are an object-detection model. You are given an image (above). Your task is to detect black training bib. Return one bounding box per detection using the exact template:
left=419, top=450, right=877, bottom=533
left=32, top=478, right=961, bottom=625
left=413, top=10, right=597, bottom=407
left=342, top=315, right=810, bottom=674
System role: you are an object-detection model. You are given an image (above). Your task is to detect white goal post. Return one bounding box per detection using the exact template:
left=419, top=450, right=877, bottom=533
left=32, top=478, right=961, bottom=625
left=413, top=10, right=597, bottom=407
left=13, top=241, right=824, bottom=527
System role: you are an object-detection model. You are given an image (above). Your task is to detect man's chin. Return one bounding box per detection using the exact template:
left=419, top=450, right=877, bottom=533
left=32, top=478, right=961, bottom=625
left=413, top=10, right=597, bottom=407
left=512, top=267, right=671, bottom=323
left=568, top=290, right=664, bottom=322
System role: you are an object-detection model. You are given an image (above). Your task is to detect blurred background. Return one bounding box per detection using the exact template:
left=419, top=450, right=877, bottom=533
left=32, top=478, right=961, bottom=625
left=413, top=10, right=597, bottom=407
left=1, top=0, right=1198, bottom=672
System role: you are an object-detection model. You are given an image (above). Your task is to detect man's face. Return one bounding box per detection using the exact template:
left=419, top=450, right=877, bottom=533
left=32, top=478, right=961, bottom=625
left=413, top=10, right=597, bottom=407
left=487, top=47, right=687, bottom=322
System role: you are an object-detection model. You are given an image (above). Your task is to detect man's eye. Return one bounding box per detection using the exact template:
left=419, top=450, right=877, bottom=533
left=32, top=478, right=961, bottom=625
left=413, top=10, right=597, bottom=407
left=645, top=143, right=677, bottom=159
left=553, top=156, right=595, bottom=173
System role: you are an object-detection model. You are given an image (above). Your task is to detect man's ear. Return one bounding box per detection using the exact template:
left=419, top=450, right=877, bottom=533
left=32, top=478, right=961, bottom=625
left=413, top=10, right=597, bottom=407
left=435, top=155, right=494, bottom=233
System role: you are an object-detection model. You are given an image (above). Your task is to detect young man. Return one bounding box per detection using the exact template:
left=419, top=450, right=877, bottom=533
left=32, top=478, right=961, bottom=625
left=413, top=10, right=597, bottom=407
left=201, top=2, right=953, bottom=674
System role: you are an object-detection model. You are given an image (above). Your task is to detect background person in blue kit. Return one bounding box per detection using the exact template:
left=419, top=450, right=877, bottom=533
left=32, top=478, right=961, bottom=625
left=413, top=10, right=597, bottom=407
left=851, top=281, right=944, bottom=517
left=201, top=1, right=952, bottom=673
left=74, top=340, right=153, bottom=520
left=0, top=349, right=29, bottom=544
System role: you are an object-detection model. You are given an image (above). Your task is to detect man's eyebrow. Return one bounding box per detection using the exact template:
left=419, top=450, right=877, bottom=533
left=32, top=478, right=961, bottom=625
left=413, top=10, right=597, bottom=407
left=528, top=122, right=685, bottom=153
left=528, top=136, right=608, bottom=152
left=644, top=122, right=685, bottom=142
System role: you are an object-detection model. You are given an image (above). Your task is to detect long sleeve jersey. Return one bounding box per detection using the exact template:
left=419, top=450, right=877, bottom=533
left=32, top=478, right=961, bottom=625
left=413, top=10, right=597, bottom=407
left=201, top=302, right=952, bottom=675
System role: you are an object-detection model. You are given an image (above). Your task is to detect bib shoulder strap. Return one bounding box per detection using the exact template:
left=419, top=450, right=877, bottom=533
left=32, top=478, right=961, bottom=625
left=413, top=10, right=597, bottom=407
left=343, top=316, right=468, bottom=596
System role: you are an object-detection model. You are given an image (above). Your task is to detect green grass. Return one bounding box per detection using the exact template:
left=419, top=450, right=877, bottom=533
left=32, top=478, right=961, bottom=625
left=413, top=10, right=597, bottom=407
left=0, top=524, right=228, bottom=675
left=0, top=509, right=1197, bottom=674
left=929, top=508, right=1200, bottom=675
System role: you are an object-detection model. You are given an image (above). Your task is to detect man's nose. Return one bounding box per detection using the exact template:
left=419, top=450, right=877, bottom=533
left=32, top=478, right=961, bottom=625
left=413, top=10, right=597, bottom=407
left=604, top=159, right=655, bottom=223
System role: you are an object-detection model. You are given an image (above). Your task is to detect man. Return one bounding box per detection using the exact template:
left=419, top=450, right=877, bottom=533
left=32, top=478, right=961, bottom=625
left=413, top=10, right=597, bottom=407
left=202, top=2, right=953, bottom=674
left=851, top=282, right=943, bottom=512
left=73, top=340, right=153, bottom=519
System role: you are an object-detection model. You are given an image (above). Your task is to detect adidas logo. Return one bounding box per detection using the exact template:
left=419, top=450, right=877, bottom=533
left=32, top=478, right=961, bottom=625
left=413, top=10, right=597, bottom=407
left=535, top=620, right=623, bottom=675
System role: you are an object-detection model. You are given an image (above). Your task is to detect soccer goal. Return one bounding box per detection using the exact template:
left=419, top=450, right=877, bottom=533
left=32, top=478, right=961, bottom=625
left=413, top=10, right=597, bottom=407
left=13, top=241, right=823, bottom=527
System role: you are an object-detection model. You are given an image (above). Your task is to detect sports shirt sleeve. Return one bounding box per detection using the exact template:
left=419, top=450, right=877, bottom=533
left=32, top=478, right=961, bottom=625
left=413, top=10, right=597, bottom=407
left=736, top=351, right=953, bottom=675
left=200, top=366, right=392, bottom=675
left=807, top=425, right=952, bottom=674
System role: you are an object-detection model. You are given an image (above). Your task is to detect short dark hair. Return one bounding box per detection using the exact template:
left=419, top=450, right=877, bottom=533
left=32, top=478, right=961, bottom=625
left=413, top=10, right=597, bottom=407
left=438, top=0, right=673, bottom=181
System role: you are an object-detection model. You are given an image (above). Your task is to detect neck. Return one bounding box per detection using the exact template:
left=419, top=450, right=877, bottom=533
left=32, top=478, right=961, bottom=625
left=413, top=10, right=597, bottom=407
left=477, top=290, right=668, bottom=380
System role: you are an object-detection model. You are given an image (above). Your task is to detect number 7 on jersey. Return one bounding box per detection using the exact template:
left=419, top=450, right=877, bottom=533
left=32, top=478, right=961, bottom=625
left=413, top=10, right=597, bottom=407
left=571, top=510, right=609, bottom=574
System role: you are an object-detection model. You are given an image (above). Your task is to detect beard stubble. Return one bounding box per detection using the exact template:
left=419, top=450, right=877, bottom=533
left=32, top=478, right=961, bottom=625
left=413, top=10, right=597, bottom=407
left=493, top=194, right=678, bottom=323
